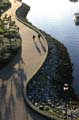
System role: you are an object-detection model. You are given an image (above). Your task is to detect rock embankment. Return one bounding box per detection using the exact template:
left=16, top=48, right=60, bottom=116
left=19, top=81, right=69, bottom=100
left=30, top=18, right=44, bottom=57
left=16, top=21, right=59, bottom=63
left=27, top=31, right=74, bottom=118
left=16, top=1, right=79, bottom=119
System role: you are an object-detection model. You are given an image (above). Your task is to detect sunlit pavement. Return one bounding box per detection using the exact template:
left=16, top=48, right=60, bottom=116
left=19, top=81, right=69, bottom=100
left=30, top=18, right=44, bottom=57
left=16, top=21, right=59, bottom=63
left=0, top=0, right=48, bottom=120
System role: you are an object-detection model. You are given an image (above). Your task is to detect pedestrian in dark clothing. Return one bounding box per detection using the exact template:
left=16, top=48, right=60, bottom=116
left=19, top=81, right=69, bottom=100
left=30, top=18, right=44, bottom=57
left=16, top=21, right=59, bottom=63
left=33, top=35, right=35, bottom=40
left=38, top=34, right=41, bottom=39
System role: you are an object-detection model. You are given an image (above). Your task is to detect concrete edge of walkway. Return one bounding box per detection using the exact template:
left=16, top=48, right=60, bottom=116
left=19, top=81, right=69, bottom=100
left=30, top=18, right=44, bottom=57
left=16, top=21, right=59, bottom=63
left=15, top=3, right=61, bottom=120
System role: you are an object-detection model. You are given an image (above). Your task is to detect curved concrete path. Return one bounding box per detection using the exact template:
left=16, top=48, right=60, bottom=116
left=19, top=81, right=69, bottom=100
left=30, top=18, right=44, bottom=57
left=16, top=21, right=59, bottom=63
left=0, top=0, right=48, bottom=120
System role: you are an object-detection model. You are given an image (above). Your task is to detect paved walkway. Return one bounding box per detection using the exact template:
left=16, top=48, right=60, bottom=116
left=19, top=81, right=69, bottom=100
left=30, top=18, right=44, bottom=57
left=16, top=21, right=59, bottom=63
left=0, top=0, right=48, bottom=120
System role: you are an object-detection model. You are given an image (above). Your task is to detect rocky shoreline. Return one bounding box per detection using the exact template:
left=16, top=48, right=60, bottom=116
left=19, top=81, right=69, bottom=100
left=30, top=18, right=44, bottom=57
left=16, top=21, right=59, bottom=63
left=27, top=31, right=76, bottom=118
left=16, top=2, right=79, bottom=119
left=26, top=30, right=79, bottom=119
left=27, top=31, right=73, bottom=98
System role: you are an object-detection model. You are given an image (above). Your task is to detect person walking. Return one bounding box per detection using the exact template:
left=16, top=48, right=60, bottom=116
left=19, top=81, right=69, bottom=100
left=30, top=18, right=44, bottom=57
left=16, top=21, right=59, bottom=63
left=38, top=34, right=41, bottom=39
left=33, top=35, right=35, bottom=40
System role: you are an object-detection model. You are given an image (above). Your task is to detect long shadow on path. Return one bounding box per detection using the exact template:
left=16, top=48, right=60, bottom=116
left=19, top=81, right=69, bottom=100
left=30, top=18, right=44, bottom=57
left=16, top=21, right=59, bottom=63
left=38, top=37, right=46, bottom=53
left=0, top=48, right=28, bottom=120
left=33, top=37, right=41, bottom=55
left=0, top=46, right=48, bottom=120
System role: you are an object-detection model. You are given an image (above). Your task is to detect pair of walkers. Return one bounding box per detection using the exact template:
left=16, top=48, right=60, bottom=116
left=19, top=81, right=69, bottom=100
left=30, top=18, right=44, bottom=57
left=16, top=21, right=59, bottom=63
left=33, top=34, right=41, bottom=40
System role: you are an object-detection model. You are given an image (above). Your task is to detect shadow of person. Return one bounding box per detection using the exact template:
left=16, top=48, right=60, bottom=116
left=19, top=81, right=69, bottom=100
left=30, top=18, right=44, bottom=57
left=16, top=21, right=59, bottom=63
left=0, top=81, right=7, bottom=120
left=33, top=35, right=41, bottom=55
left=38, top=34, right=46, bottom=53
left=13, top=63, right=27, bottom=98
left=0, top=46, right=27, bottom=120
left=1, top=82, right=7, bottom=98
left=4, top=78, right=15, bottom=120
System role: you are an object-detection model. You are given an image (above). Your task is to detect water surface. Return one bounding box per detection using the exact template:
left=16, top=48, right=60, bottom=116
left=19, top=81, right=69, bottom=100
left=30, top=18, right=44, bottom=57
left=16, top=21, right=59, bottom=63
left=23, top=0, right=79, bottom=96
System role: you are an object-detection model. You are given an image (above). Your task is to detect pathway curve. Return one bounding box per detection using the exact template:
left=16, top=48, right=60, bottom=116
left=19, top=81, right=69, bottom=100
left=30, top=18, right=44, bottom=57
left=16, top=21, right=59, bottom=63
left=0, top=0, right=48, bottom=120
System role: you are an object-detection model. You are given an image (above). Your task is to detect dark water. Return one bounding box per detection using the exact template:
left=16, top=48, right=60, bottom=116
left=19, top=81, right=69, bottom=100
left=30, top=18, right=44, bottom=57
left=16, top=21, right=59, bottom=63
left=23, top=0, right=79, bottom=96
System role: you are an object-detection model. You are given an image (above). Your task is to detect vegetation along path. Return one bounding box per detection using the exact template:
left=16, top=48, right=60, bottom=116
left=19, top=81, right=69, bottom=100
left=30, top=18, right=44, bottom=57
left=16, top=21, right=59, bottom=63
left=0, top=0, right=48, bottom=120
